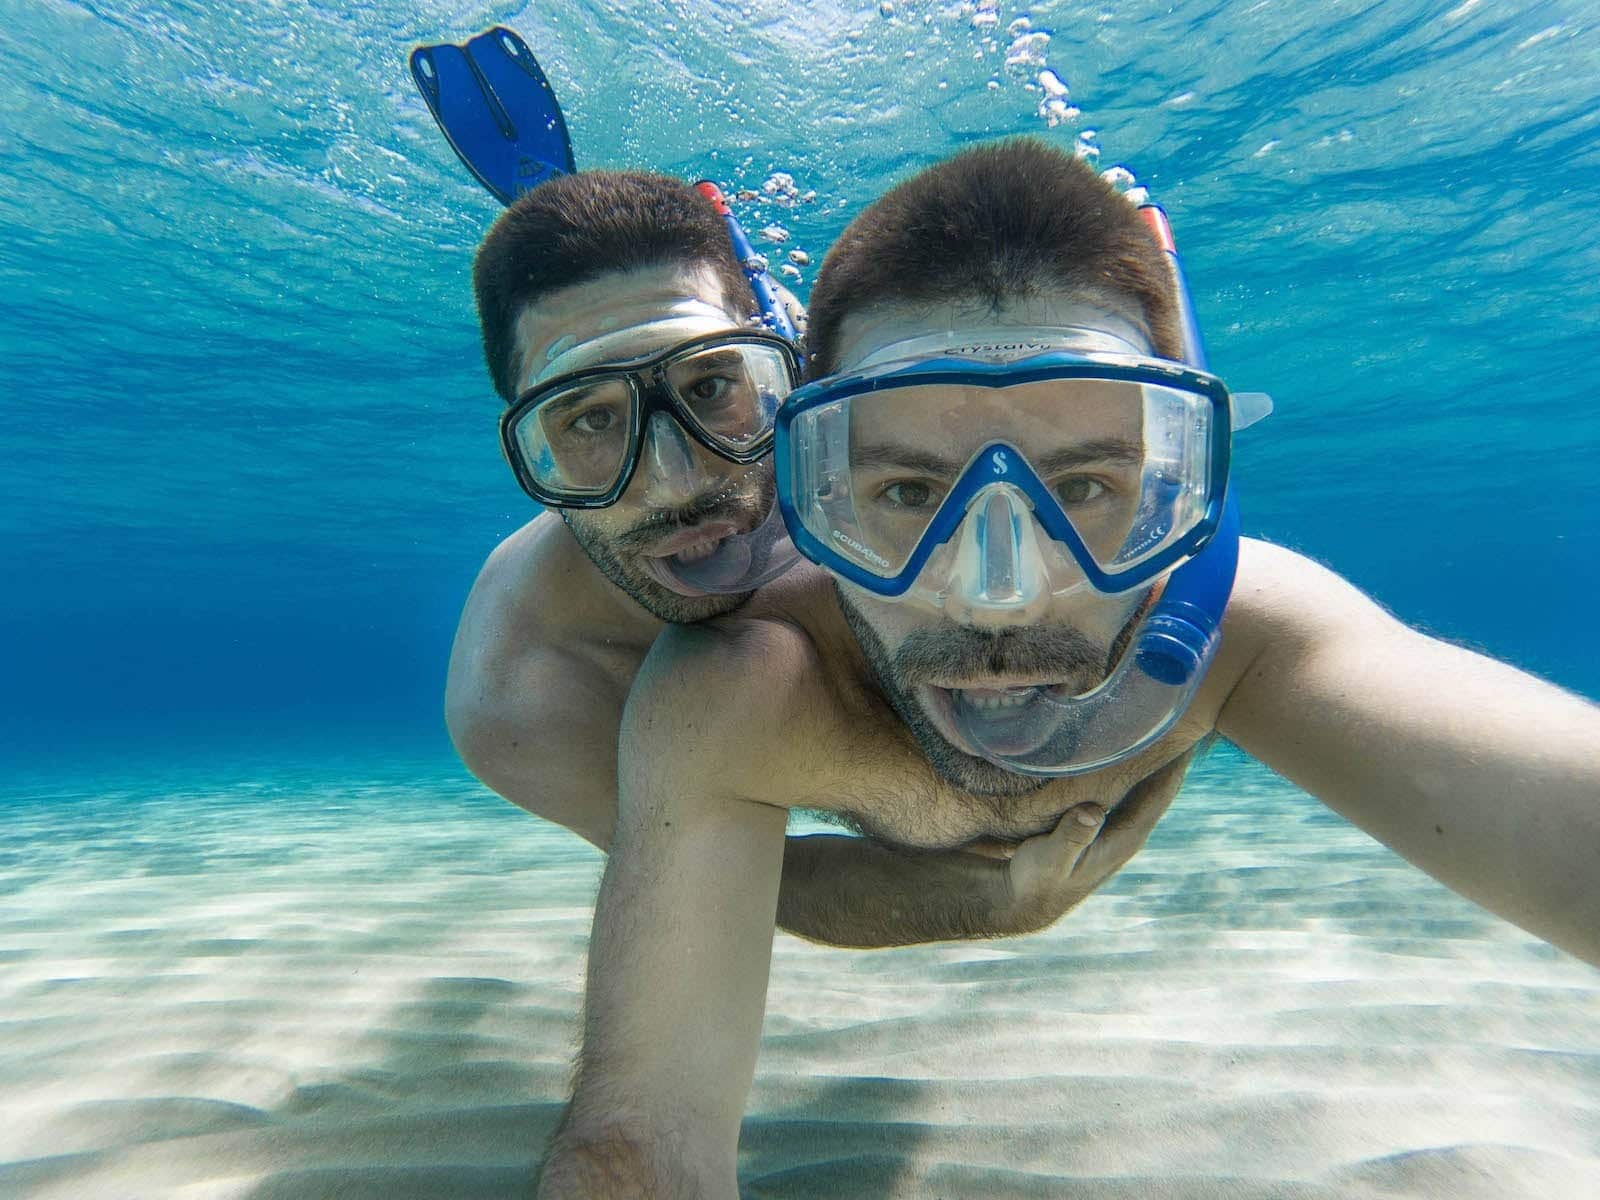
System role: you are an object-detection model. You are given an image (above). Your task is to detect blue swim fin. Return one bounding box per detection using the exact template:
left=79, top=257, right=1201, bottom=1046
left=409, top=27, right=576, bottom=205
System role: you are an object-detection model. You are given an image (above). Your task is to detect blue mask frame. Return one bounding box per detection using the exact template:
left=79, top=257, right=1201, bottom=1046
left=773, top=354, right=1232, bottom=598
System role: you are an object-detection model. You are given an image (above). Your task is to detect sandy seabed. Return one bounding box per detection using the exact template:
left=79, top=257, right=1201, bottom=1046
left=2, top=752, right=1597, bottom=1199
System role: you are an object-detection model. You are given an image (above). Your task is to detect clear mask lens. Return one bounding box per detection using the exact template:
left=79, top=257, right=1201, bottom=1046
left=506, top=333, right=796, bottom=505
left=787, top=373, right=1219, bottom=594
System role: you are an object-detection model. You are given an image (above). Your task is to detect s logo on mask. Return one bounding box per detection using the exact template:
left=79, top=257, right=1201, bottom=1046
left=991, top=449, right=1010, bottom=476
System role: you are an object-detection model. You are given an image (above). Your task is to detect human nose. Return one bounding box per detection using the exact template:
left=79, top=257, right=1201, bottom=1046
left=637, top=410, right=710, bottom=507
left=946, top=486, right=1061, bottom=629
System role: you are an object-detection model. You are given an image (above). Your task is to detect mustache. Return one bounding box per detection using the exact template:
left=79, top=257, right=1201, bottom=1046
left=613, top=483, right=766, bottom=552
left=893, top=623, right=1108, bottom=684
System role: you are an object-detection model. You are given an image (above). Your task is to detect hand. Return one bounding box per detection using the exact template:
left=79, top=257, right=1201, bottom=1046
left=998, top=755, right=1187, bottom=930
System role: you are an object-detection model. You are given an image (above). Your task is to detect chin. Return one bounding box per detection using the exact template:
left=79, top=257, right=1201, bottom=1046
left=910, top=710, right=1048, bottom=798
left=627, top=576, right=751, bottom=624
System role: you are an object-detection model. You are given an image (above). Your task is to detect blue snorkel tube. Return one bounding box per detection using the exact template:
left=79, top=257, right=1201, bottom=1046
left=1131, top=204, right=1240, bottom=689
left=695, top=181, right=802, bottom=349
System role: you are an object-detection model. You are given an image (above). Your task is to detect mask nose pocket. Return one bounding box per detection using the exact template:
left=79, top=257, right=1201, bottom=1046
left=949, top=484, right=1061, bottom=616
left=640, top=410, right=703, bottom=501
left=977, top=489, right=1023, bottom=604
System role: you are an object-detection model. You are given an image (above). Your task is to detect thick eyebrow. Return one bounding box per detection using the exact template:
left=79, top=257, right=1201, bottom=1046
left=849, top=437, right=1144, bottom=476
left=678, top=349, right=746, bottom=371
left=1033, top=438, right=1145, bottom=474
left=849, top=442, right=966, bottom=477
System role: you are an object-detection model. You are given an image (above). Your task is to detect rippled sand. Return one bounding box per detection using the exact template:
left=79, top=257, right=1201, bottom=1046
left=3, top=753, right=1597, bottom=1198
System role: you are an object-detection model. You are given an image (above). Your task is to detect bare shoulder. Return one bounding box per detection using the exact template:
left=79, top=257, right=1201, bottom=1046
left=1224, top=538, right=1400, bottom=656
left=446, top=514, right=654, bottom=758
left=1197, top=538, right=1411, bottom=731
left=460, top=513, right=604, bottom=635
left=642, top=607, right=825, bottom=721
left=625, top=578, right=838, bottom=808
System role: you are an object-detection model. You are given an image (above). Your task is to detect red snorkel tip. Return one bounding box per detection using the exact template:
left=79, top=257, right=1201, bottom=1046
left=1138, top=204, right=1176, bottom=254
left=694, top=180, right=733, bottom=216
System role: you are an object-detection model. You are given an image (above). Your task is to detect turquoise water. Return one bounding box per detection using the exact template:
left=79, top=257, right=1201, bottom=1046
left=4, top=0, right=1598, bottom=774
left=5, top=8, right=1600, bottom=1187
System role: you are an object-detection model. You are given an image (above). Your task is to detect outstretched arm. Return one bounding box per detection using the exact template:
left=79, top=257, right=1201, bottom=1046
left=1218, top=540, right=1600, bottom=965
left=538, top=625, right=790, bottom=1199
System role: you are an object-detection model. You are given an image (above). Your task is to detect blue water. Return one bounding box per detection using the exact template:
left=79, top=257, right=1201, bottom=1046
left=3, top=0, right=1599, bottom=774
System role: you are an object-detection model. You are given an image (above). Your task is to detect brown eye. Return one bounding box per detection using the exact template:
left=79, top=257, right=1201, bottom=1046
left=883, top=481, right=936, bottom=509
left=571, top=407, right=617, bottom=434
left=1054, top=476, right=1105, bottom=505
left=686, top=375, right=733, bottom=404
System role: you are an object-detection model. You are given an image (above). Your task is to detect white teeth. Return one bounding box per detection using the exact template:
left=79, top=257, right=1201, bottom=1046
left=956, top=688, right=1040, bottom=712
left=673, top=538, right=721, bottom=563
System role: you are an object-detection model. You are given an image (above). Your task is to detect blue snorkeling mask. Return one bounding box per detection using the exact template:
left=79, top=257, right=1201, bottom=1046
left=774, top=205, right=1270, bottom=775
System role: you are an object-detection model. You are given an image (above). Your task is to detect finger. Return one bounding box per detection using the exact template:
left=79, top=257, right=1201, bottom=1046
left=963, top=836, right=1022, bottom=861
left=1088, top=754, right=1189, bottom=868
left=1040, top=802, right=1106, bottom=871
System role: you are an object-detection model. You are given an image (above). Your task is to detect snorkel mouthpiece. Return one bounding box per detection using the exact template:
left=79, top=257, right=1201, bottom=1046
left=639, top=494, right=798, bottom=598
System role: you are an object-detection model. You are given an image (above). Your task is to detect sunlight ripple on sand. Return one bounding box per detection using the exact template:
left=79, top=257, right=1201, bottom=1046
left=1, top=756, right=1597, bottom=1199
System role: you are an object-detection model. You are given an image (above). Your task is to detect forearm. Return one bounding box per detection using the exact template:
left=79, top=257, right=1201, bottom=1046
left=1225, top=613, right=1600, bottom=964
left=1317, top=661, right=1599, bottom=963
left=776, top=834, right=1067, bottom=946
left=538, top=1123, right=731, bottom=1200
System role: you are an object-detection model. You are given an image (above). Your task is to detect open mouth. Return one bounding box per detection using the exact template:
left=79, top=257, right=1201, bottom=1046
left=640, top=520, right=741, bottom=566
left=918, top=679, right=1077, bottom=758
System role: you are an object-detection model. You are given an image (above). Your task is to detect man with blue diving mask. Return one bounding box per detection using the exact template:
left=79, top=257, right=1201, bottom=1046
left=536, top=139, right=1600, bottom=1198
left=446, top=167, right=1137, bottom=941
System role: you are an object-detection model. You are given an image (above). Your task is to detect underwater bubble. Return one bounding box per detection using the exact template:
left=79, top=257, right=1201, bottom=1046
left=1252, top=140, right=1280, bottom=158
left=1074, top=141, right=1101, bottom=163
left=1125, top=186, right=1150, bottom=206
left=986, top=79, right=1001, bottom=91
left=800, top=190, right=817, bottom=203
left=879, top=0, right=896, bottom=16
left=1037, top=68, right=1068, bottom=97
left=1101, top=165, right=1137, bottom=190
left=736, top=187, right=761, bottom=201
left=1008, top=17, right=1032, bottom=35
left=780, top=263, right=802, bottom=281
left=1040, top=97, right=1071, bottom=126
left=787, top=249, right=810, bottom=266
left=762, top=171, right=796, bottom=195
left=972, top=0, right=999, bottom=30
left=1005, top=32, right=1051, bottom=68
left=760, top=224, right=790, bottom=244
left=748, top=252, right=770, bottom=272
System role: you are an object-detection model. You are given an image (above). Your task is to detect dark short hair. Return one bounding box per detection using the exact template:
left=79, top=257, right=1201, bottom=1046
left=472, top=170, right=753, bottom=401
left=804, top=138, right=1182, bottom=378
